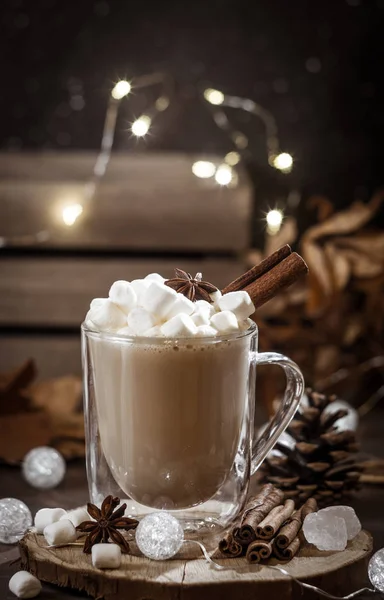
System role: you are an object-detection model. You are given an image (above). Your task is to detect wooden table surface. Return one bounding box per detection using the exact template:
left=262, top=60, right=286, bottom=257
left=1, top=409, right=384, bottom=599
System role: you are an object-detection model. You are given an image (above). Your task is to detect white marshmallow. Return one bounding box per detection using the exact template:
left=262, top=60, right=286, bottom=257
left=43, top=519, right=77, bottom=546
left=34, top=508, right=67, bottom=534
left=160, top=313, right=198, bottom=337
left=196, top=325, right=218, bottom=337
left=194, top=300, right=215, bottom=317
left=165, top=295, right=194, bottom=319
left=109, top=280, right=137, bottom=313
left=210, top=310, right=239, bottom=333
left=130, top=279, right=150, bottom=306
left=143, top=325, right=163, bottom=337
left=90, top=298, right=106, bottom=310
left=9, top=571, right=42, bottom=599
left=191, top=308, right=210, bottom=326
left=142, top=281, right=177, bottom=318
left=60, top=507, right=90, bottom=528
left=127, top=308, right=156, bottom=334
left=92, top=543, right=122, bottom=569
left=89, top=299, right=127, bottom=331
left=144, top=273, right=165, bottom=283
left=217, top=291, right=255, bottom=320
left=84, top=318, right=98, bottom=331
left=210, top=290, right=222, bottom=305
left=117, top=326, right=135, bottom=336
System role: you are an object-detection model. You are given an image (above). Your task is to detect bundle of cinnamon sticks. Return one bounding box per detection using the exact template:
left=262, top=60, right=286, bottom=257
left=216, top=484, right=317, bottom=564
left=222, top=245, right=308, bottom=310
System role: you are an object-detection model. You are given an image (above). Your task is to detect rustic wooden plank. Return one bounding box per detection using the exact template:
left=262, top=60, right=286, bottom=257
left=0, top=257, right=245, bottom=326
left=18, top=531, right=372, bottom=600
left=0, top=336, right=81, bottom=379
left=0, top=152, right=252, bottom=251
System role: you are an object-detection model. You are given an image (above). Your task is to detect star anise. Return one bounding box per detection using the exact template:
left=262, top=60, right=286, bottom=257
left=76, top=495, right=138, bottom=554
left=165, top=269, right=218, bottom=302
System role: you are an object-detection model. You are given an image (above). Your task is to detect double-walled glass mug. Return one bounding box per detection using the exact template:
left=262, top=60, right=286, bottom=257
left=82, top=321, right=304, bottom=532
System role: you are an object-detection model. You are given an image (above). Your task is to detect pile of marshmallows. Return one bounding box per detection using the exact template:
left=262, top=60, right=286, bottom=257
left=9, top=507, right=121, bottom=598
left=85, top=273, right=256, bottom=337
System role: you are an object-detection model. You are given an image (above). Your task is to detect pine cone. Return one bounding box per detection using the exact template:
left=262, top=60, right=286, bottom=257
left=261, top=388, right=362, bottom=506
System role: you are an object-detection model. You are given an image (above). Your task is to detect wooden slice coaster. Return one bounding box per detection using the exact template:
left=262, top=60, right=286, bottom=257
left=19, top=530, right=372, bottom=600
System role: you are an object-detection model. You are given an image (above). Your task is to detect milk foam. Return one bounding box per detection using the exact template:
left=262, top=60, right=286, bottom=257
left=85, top=274, right=255, bottom=337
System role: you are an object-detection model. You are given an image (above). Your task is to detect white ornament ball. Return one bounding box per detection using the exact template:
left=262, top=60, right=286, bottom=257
left=135, top=512, right=184, bottom=560
left=0, top=498, right=32, bottom=544
left=22, top=447, right=66, bottom=489
left=368, top=548, right=384, bottom=592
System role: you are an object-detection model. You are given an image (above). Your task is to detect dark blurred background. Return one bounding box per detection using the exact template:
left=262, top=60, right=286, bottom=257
left=1, top=0, right=384, bottom=208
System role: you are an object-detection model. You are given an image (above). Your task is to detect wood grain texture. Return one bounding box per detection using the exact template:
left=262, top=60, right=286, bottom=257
left=0, top=257, right=244, bottom=326
left=0, top=336, right=81, bottom=379
left=19, top=530, right=372, bottom=600
left=0, top=152, right=252, bottom=251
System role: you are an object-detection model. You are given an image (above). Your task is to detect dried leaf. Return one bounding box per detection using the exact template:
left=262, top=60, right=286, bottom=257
left=323, top=243, right=351, bottom=290
left=304, top=194, right=383, bottom=242
left=307, top=196, right=335, bottom=222
left=27, top=375, right=82, bottom=416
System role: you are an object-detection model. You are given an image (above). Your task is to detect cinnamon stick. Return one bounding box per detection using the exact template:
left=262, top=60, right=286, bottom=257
left=233, top=484, right=285, bottom=546
left=245, top=252, right=308, bottom=310
left=215, top=530, right=243, bottom=558
left=273, top=536, right=301, bottom=561
left=222, top=245, right=292, bottom=294
left=255, top=499, right=295, bottom=540
left=246, top=540, right=273, bottom=564
left=274, top=498, right=317, bottom=550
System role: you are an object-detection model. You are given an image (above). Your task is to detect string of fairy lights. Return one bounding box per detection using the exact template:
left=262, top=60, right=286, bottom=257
left=1, top=75, right=292, bottom=246
left=61, top=77, right=292, bottom=234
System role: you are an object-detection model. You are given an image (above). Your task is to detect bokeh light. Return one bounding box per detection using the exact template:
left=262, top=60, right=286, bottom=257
left=111, top=80, right=131, bottom=100
left=131, top=115, right=151, bottom=137
left=192, top=161, right=216, bottom=178
left=62, top=203, right=83, bottom=227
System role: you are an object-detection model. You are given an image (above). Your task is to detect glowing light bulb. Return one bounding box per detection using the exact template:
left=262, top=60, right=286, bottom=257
left=266, top=209, right=284, bottom=235
left=192, top=161, right=216, bottom=179
left=204, top=88, right=225, bottom=106
left=111, top=80, right=131, bottom=100
left=62, top=203, right=83, bottom=227
left=225, top=151, right=241, bottom=166
left=272, top=152, right=293, bottom=173
left=131, top=115, right=151, bottom=137
left=215, top=164, right=233, bottom=186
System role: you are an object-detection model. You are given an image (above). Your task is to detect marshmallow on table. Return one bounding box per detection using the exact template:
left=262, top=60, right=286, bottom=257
left=210, top=310, right=239, bottom=333
left=9, top=571, right=42, bottom=599
left=142, top=282, right=177, bottom=319
left=43, top=519, right=77, bottom=546
left=34, top=508, right=67, bottom=534
left=127, top=307, right=156, bottom=334
left=217, top=291, right=255, bottom=320
left=92, top=543, right=122, bottom=569
left=109, top=280, right=137, bottom=313
left=165, top=295, right=194, bottom=319
left=60, top=507, right=90, bottom=528
left=196, top=325, right=218, bottom=337
left=88, top=299, right=127, bottom=331
left=130, top=279, right=150, bottom=306
left=160, top=313, right=198, bottom=337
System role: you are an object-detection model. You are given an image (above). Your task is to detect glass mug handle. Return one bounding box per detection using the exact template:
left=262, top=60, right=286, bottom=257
left=250, top=351, right=304, bottom=476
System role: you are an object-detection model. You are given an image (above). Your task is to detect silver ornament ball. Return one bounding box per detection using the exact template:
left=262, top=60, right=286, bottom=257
left=22, top=447, right=66, bottom=489
left=136, top=512, right=184, bottom=560
left=368, top=548, right=384, bottom=592
left=0, top=498, right=32, bottom=544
